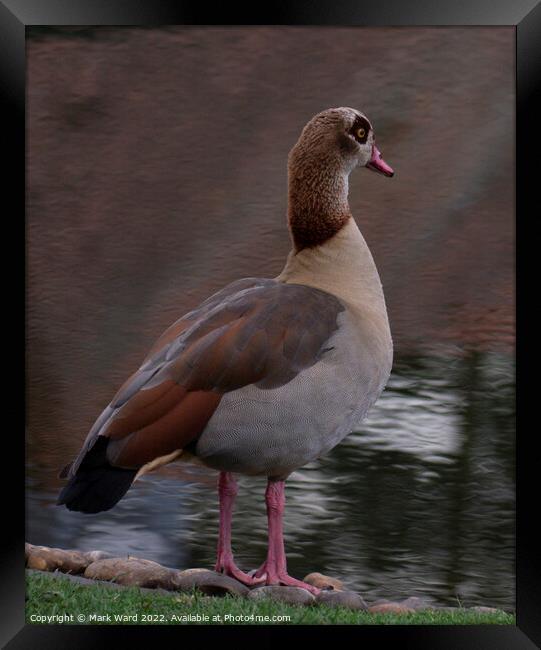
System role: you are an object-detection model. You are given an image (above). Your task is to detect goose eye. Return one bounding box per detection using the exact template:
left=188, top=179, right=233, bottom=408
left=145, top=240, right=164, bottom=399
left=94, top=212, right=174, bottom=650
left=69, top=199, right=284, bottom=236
left=356, top=127, right=366, bottom=139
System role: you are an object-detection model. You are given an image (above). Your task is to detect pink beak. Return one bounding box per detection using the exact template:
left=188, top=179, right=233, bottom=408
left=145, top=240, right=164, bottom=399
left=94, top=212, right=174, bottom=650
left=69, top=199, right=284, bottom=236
left=366, top=145, right=394, bottom=177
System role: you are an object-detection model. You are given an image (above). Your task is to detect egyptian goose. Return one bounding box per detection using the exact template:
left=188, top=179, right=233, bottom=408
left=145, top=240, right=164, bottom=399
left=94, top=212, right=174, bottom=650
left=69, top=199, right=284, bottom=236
left=58, top=107, right=394, bottom=594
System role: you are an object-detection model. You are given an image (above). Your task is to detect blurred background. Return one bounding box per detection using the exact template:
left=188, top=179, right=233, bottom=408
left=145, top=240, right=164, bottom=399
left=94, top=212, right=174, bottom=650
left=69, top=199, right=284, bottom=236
left=26, top=27, right=515, bottom=609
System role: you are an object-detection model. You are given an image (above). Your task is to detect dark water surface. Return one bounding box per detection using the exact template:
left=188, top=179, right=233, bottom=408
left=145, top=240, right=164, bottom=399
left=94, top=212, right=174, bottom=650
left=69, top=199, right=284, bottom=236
left=26, top=351, right=515, bottom=610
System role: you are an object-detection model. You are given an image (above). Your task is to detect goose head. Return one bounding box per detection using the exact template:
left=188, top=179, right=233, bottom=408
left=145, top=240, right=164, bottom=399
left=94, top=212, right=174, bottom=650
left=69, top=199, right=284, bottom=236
left=287, top=108, right=394, bottom=251
left=289, top=107, right=394, bottom=177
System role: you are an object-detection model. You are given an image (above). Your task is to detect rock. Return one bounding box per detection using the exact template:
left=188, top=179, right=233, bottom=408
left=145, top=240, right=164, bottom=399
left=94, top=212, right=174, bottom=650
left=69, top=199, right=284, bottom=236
left=175, top=568, right=209, bottom=576
left=470, top=606, right=502, bottom=614
left=26, top=544, right=90, bottom=574
left=83, top=550, right=113, bottom=563
left=303, top=572, right=344, bottom=591
left=247, top=585, right=315, bottom=606
left=316, top=589, right=367, bottom=610
left=27, top=568, right=184, bottom=599
left=399, top=596, right=437, bottom=611
left=172, top=569, right=249, bottom=597
left=84, top=557, right=178, bottom=590
left=368, top=601, right=415, bottom=614
left=27, top=568, right=126, bottom=591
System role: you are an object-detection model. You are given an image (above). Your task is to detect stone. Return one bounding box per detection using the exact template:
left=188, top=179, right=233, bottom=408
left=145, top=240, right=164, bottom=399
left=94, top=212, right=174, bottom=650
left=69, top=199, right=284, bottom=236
left=27, top=568, right=126, bottom=591
left=84, top=557, right=178, bottom=590
left=83, top=550, right=113, bottom=563
left=399, top=596, right=437, bottom=611
left=316, top=589, right=367, bottom=610
left=247, top=585, right=315, bottom=606
left=470, top=606, right=502, bottom=614
left=303, top=572, right=344, bottom=591
left=368, top=601, right=415, bottom=614
left=26, top=544, right=90, bottom=574
left=172, top=569, right=249, bottom=597
left=175, top=567, right=210, bottom=576
left=27, top=567, right=184, bottom=599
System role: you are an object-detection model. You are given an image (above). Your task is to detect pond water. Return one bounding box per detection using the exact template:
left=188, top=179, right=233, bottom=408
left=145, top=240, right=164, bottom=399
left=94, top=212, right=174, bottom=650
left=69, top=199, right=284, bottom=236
left=26, top=350, right=515, bottom=611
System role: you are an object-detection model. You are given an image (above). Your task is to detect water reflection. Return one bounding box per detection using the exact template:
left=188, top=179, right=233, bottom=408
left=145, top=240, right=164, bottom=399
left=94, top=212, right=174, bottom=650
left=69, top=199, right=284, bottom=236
left=26, top=351, right=515, bottom=610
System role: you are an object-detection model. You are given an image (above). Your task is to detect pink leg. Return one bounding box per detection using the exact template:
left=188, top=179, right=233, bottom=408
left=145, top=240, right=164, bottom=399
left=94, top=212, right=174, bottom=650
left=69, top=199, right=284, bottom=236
left=214, top=472, right=264, bottom=586
left=254, top=479, right=320, bottom=595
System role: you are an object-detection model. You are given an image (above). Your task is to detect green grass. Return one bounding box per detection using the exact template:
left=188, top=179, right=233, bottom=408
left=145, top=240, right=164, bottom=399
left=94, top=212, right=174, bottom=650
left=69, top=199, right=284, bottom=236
left=26, top=572, right=515, bottom=626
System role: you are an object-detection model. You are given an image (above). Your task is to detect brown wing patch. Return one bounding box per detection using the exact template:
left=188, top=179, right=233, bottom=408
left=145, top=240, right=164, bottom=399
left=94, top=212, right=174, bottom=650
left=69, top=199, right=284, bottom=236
left=105, top=380, right=186, bottom=439
left=106, top=389, right=222, bottom=468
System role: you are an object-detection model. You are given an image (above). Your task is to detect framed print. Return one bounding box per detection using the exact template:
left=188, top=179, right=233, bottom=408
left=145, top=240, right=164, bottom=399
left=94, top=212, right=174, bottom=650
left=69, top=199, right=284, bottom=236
left=5, top=0, right=539, bottom=647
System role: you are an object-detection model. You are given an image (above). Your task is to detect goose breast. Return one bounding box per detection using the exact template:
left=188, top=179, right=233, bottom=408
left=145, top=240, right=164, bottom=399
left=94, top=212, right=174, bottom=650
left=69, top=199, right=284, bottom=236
left=194, top=306, right=392, bottom=478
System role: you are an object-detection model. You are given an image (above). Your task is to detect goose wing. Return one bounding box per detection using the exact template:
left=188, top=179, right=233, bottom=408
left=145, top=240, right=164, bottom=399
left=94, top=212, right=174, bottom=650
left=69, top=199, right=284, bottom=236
left=61, top=277, right=344, bottom=476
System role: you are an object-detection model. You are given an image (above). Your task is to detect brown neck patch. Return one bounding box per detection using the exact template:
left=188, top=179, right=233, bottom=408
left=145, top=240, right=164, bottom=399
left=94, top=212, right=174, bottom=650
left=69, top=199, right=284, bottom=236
left=287, top=160, right=352, bottom=252
left=289, top=208, right=351, bottom=251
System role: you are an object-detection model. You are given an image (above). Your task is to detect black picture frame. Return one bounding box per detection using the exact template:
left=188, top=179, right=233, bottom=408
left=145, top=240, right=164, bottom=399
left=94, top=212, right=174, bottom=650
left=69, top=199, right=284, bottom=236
left=7, top=0, right=538, bottom=647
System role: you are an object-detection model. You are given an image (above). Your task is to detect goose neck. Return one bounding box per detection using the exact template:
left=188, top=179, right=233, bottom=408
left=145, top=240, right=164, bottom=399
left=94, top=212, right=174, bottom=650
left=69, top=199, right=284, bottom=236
left=287, top=154, right=352, bottom=251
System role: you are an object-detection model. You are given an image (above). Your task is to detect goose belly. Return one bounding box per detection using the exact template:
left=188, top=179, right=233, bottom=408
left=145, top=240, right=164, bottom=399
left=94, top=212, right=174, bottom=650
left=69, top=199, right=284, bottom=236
left=193, top=312, right=392, bottom=478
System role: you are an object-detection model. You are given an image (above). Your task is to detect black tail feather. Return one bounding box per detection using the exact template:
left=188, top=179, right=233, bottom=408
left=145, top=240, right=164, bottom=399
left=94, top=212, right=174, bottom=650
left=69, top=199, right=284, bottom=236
left=57, top=437, right=137, bottom=514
